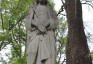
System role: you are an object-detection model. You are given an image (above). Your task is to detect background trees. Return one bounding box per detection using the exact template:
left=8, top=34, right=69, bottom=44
left=0, top=0, right=93, bottom=64
left=0, top=0, right=31, bottom=63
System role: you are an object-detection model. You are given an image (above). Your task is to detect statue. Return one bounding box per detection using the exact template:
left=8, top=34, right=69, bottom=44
left=25, top=0, right=58, bottom=64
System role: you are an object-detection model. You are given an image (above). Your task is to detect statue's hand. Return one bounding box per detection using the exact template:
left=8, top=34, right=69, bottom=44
left=47, top=18, right=55, bottom=30
left=44, top=21, right=50, bottom=29
left=38, top=25, right=47, bottom=33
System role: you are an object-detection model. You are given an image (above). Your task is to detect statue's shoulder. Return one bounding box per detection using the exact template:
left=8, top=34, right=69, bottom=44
left=47, top=4, right=57, bottom=16
left=29, top=4, right=37, bottom=10
left=26, top=5, right=36, bottom=17
left=47, top=4, right=54, bottom=10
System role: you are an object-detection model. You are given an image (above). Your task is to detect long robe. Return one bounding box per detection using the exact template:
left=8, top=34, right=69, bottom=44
left=25, top=4, right=58, bottom=64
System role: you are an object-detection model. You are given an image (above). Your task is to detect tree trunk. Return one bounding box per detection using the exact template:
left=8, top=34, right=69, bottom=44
left=65, top=0, right=92, bottom=64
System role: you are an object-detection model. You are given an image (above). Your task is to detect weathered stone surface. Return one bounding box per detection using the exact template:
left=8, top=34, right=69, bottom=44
left=25, top=3, right=58, bottom=64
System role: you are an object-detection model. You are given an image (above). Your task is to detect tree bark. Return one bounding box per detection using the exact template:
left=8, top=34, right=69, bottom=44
left=65, top=0, right=92, bottom=64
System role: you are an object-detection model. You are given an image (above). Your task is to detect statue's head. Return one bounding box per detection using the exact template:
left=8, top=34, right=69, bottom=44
left=36, top=0, right=48, bottom=5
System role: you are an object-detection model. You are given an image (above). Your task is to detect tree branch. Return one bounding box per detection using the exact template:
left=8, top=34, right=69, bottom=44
left=57, top=0, right=65, bottom=16
left=61, top=58, right=66, bottom=64
left=81, top=1, right=93, bottom=8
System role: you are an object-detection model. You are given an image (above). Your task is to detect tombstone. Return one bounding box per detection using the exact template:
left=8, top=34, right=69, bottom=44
left=24, top=0, right=58, bottom=64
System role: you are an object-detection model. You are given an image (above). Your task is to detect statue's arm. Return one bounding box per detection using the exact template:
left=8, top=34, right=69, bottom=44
left=25, top=5, right=47, bottom=33
left=32, top=16, right=47, bottom=33
left=24, top=13, right=31, bottom=30
left=31, top=11, right=47, bottom=33
left=24, top=6, right=39, bottom=31
left=47, top=5, right=58, bottom=30
left=32, top=6, right=47, bottom=33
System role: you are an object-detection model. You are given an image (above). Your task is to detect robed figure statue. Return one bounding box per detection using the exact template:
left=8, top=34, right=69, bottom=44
left=25, top=0, right=58, bottom=64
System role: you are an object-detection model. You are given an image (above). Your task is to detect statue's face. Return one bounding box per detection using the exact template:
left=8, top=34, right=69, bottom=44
left=36, top=0, right=48, bottom=5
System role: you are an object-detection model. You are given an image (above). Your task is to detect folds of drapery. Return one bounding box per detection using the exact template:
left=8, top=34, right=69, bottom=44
left=27, top=31, right=56, bottom=64
left=25, top=4, right=58, bottom=64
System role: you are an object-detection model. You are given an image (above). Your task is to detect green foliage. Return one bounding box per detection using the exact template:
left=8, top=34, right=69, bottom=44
left=48, top=0, right=55, bottom=8
left=0, top=0, right=34, bottom=63
left=8, top=46, right=26, bottom=64
left=56, top=17, right=67, bottom=64
left=0, top=0, right=32, bottom=50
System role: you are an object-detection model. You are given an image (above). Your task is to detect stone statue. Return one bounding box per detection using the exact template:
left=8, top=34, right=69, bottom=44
left=24, top=0, right=58, bottom=64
